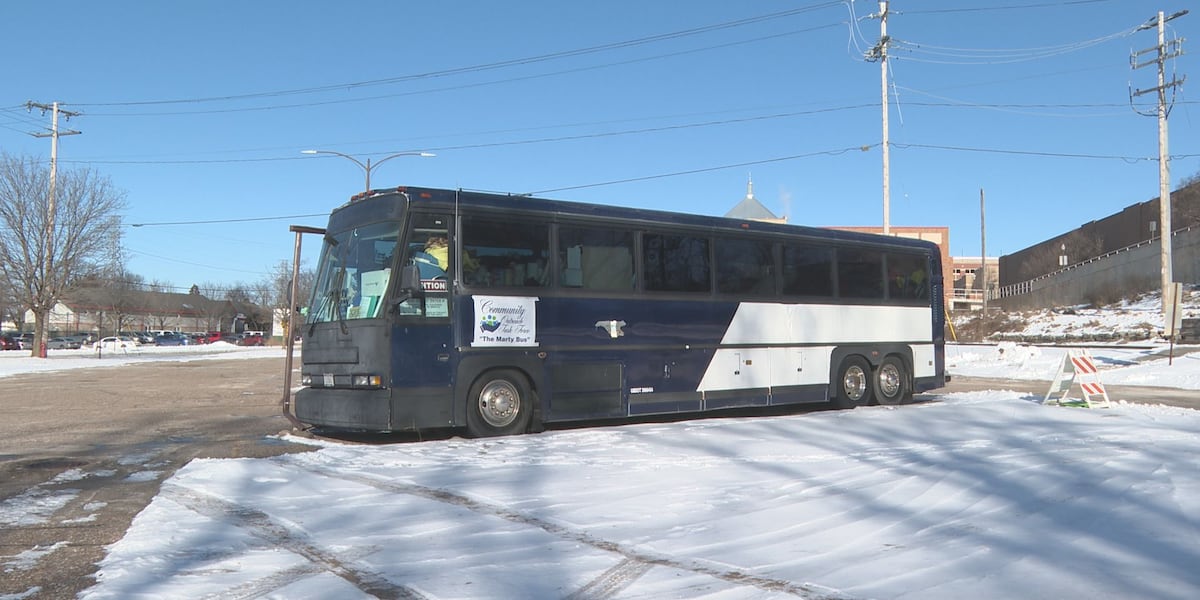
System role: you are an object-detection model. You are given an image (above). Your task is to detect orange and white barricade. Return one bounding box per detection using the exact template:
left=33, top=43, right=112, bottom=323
left=1043, top=349, right=1111, bottom=408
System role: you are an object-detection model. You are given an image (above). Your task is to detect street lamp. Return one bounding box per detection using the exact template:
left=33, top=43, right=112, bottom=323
left=301, top=149, right=435, bottom=194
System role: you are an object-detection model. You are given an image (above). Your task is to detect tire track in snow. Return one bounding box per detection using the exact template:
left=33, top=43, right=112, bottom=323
left=274, top=456, right=860, bottom=600
left=564, top=558, right=653, bottom=600
left=195, top=546, right=378, bottom=600
left=161, top=483, right=427, bottom=600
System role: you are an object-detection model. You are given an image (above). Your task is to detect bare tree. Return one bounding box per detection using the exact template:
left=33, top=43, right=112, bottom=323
left=1175, top=172, right=1200, bottom=228
left=0, top=153, right=125, bottom=355
left=264, top=259, right=315, bottom=340
left=88, top=270, right=145, bottom=335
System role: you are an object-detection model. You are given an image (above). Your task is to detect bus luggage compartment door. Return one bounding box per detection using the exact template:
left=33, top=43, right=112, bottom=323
left=547, top=362, right=625, bottom=421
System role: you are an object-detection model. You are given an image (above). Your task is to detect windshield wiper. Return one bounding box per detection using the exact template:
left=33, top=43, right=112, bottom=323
left=332, top=266, right=349, bottom=335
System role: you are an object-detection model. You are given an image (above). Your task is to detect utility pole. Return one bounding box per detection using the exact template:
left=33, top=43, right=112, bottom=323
left=1130, top=10, right=1187, bottom=334
left=980, top=188, right=987, bottom=315
left=27, top=101, right=81, bottom=357
left=867, top=1, right=891, bottom=235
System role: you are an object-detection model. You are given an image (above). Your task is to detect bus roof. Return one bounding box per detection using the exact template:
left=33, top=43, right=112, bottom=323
left=333, top=185, right=940, bottom=255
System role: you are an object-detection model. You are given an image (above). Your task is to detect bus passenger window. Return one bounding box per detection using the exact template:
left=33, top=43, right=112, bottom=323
left=643, top=233, right=711, bottom=293
left=837, top=248, right=884, bottom=299
left=781, top=243, right=833, bottom=298
left=887, top=252, right=929, bottom=300
left=715, top=238, right=775, bottom=295
left=559, top=226, right=635, bottom=291
left=461, top=216, right=550, bottom=288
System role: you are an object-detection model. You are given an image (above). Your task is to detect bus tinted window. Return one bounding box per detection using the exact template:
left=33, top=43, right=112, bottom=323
left=396, top=214, right=450, bottom=317
left=888, top=252, right=929, bottom=300
left=462, top=216, right=550, bottom=288
left=715, top=238, right=775, bottom=295
left=838, top=248, right=884, bottom=299
left=310, top=220, right=400, bottom=322
left=781, top=243, right=833, bottom=298
left=643, top=233, right=711, bottom=293
left=559, top=226, right=635, bottom=291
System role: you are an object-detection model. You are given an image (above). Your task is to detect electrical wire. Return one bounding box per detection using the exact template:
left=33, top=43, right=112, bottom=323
left=890, top=26, right=1137, bottom=65
left=527, top=144, right=877, bottom=195
left=128, top=213, right=326, bottom=227
left=67, top=2, right=843, bottom=110
left=892, top=142, right=1155, bottom=162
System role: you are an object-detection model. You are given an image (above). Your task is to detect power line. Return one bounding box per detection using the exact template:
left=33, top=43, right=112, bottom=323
left=123, top=248, right=273, bottom=277
left=128, top=213, right=326, bottom=227
left=891, top=26, right=1137, bottom=65
left=67, top=3, right=842, bottom=110
left=902, top=0, right=1118, bottom=15
left=892, top=141, right=1157, bottom=162
left=64, top=95, right=1196, bottom=168
left=75, top=22, right=844, bottom=118
left=527, top=145, right=877, bottom=195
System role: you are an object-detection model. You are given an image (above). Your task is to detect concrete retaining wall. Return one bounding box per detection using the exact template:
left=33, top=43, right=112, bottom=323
left=997, top=226, right=1200, bottom=311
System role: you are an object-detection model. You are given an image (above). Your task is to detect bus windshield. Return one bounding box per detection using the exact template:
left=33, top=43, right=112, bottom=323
left=307, top=221, right=400, bottom=323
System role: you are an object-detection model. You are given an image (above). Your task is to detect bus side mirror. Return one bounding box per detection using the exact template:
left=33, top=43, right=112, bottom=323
left=391, top=264, right=423, bottom=311
left=400, top=263, right=421, bottom=292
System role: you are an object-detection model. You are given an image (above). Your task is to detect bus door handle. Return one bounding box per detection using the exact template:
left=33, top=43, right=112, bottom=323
left=436, top=353, right=449, bottom=362
left=595, top=320, right=626, bottom=339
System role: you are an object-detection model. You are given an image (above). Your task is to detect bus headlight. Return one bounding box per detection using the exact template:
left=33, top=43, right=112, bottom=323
left=352, top=374, right=382, bottom=388
left=301, top=374, right=312, bottom=386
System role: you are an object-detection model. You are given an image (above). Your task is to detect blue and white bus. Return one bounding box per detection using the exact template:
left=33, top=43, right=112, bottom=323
left=293, top=186, right=946, bottom=437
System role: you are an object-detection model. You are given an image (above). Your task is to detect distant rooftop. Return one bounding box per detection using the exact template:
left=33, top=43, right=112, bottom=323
left=723, top=176, right=784, bottom=222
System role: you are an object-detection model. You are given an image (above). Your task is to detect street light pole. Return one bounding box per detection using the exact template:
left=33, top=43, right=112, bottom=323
left=301, top=149, right=435, bottom=194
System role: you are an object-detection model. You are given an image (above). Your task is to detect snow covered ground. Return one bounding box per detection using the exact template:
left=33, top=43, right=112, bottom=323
left=2, top=320, right=1199, bottom=598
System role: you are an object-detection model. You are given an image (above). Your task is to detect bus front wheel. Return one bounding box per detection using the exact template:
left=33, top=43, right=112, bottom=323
left=833, top=356, right=873, bottom=409
left=466, top=369, right=533, bottom=437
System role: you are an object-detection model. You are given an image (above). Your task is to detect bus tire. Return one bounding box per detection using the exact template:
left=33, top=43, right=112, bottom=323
left=873, top=355, right=909, bottom=406
left=833, top=356, right=873, bottom=409
left=466, top=369, right=533, bottom=437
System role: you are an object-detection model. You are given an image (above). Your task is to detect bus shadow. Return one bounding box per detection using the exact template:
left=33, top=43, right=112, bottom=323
left=305, top=427, right=462, bottom=445
left=304, top=397, right=940, bottom=443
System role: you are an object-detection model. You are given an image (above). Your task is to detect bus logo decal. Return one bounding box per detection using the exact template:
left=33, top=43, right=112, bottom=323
left=472, top=296, right=539, bottom=347
left=595, top=319, right=626, bottom=339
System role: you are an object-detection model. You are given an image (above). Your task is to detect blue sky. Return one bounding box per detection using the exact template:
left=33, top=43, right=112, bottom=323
left=2, top=0, right=1196, bottom=293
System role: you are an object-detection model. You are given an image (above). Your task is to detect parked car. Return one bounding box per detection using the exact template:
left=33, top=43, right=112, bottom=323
left=125, top=331, right=155, bottom=344
left=93, top=336, right=139, bottom=351
left=154, top=332, right=190, bottom=346
left=235, top=332, right=264, bottom=346
left=0, top=334, right=18, bottom=351
left=64, top=333, right=96, bottom=346
left=203, top=331, right=224, bottom=344
left=15, top=332, right=34, bottom=350
left=46, top=337, right=82, bottom=350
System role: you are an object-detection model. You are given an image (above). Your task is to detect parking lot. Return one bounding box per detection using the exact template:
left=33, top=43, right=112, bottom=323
left=0, top=356, right=312, bottom=600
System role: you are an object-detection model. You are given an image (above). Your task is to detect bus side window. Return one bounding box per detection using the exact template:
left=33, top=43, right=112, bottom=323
left=461, top=216, right=550, bottom=288
left=643, top=233, right=711, bottom=293
left=559, top=226, right=635, bottom=291
left=837, top=248, right=884, bottom=299
left=887, top=252, right=929, bottom=300
left=781, top=243, right=833, bottom=298
left=715, top=238, right=775, bottom=296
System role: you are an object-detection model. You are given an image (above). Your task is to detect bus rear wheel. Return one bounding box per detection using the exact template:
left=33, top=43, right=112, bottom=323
left=466, top=369, right=532, bottom=437
left=873, top=355, right=909, bottom=406
left=833, top=356, right=873, bottom=409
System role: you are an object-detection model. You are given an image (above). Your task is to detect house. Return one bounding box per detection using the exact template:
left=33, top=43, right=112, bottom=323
left=25, top=286, right=258, bottom=336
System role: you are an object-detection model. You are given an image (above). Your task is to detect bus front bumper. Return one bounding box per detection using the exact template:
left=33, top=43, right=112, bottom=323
left=294, top=387, right=393, bottom=431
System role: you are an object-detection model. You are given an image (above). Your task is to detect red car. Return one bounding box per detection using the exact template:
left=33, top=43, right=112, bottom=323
left=235, top=333, right=264, bottom=346
left=202, top=332, right=223, bottom=344
left=0, top=334, right=19, bottom=351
